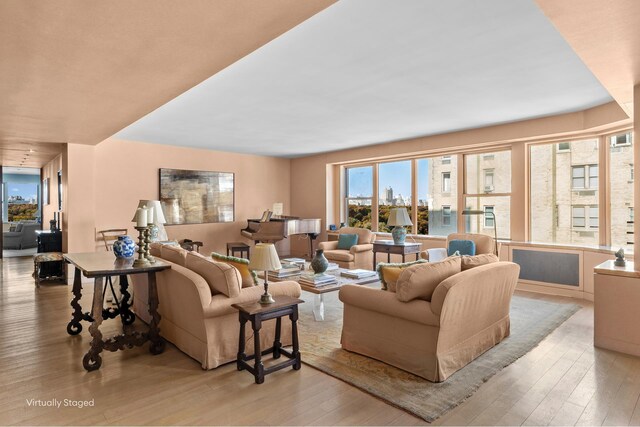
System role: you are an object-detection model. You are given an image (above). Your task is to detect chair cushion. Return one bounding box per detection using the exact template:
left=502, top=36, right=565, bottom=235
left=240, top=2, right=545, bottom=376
left=323, top=249, right=355, bottom=262
left=211, top=252, right=258, bottom=288
left=160, top=245, right=189, bottom=266
left=448, top=239, right=476, bottom=256
left=461, top=253, right=499, bottom=271
left=396, top=257, right=462, bottom=302
left=14, top=223, right=23, bottom=232
left=337, top=234, right=359, bottom=250
left=376, top=259, right=428, bottom=291
left=186, top=252, right=242, bottom=297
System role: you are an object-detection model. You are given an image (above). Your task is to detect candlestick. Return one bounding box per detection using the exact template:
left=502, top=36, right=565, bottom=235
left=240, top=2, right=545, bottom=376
left=133, top=226, right=150, bottom=267
left=144, top=226, right=155, bottom=263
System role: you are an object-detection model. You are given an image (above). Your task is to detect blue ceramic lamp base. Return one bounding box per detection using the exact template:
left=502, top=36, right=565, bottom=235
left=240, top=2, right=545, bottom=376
left=391, top=226, right=407, bottom=245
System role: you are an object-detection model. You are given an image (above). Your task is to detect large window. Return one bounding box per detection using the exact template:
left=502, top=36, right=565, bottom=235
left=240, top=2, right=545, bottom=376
left=417, top=155, right=458, bottom=236
left=465, top=151, right=511, bottom=239
left=530, top=139, right=599, bottom=245
left=378, top=160, right=412, bottom=232
left=345, top=166, right=373, bottom=230
left=610, top=132, right=634, bottom=250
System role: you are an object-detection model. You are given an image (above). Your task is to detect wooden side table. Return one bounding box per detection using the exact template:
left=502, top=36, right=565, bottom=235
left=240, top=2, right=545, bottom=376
left=227, top=242, right=250, bottom=259
left=372, top=240, right=421, bottom=269
left=232, top=296, right=304, bottom=384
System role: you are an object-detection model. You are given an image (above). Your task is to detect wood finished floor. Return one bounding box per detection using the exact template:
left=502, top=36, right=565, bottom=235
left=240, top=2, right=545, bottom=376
left=0, top=256, right=637, bottom=426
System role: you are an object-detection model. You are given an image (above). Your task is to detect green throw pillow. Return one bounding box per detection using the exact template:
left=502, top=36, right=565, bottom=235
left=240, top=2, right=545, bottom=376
left=337, top=234, right=359, bottom=250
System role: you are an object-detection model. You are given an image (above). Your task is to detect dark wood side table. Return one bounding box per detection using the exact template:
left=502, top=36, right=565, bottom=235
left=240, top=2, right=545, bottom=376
left=372, top=240, right=422, bottom=269
left=227, top=242, right=250, bottom=259
left=64, top=252, right=170, bottom=371
left=232, top=296, right=304, bottom=384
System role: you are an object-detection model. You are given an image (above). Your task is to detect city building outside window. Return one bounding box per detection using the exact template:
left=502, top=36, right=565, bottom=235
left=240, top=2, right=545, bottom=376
left=417, top=156, right=458, bottom=236
left=442, top=156, right=451, bottom=165
left=530, top=139, right=599, bottom=245
left=442, top=172, right=451, bottom=193
left=345, top=166, right=373, bottom=230
left=442, top=205, right=451, bottom=226
left=484, top=206, right=495, bottom=227
left=610, top=132, right=634, bottom=251
left=558, top=142, right=571, bottom=152
left=378, top=160, right=412, bottom=232
left=484, top=169, right=494, bottom=192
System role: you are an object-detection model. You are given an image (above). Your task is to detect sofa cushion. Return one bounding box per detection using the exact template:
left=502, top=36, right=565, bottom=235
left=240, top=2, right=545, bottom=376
left=323, top=250, right=355, bottom=262
left=448, top=239, right=476, bottom=256
left=337, top=233, right=359, bottom=250
left=211, top=252, right=258, bottom=288
left=14, top=223, right=23, bottom=232
left=377, top=259, right=428, bottom=291
left=186, top=252, right=241, bottom=297
left=396, top=257, right=462, bottom=302
left=461, top=253, right=499, bottom=270
left=160, top=245, right=189, bottom=266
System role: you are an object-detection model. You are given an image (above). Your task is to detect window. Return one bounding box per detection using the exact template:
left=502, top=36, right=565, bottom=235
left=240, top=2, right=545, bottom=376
left=345, top=166, right=373, bottom=230
left=558, top=142, right=570, bottom=152
left=417, top=156, right=458, bottom=236
left=465, top=151, right=511, bottom=239
left=484, top=169, right=494, bottom=192
left=530, top=139, right=599, bottom=245
left=484, top=206, right=495, bottom=228
left=442, top=172, right=451, bottom=193
left=442, top=205, right=451, bottom=226
left=378, top=160, right=412, bottom=232
left=610, top=132, right=634, bottom=250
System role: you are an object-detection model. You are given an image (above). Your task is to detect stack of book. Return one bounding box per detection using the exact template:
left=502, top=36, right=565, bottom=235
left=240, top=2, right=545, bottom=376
left=281, top=257, right=306, bottom=270
left=299, top=273, right=338, bottom=287
left=341, top=269, right=377, bottom=279
left=268, top=263, right=303, bottom=279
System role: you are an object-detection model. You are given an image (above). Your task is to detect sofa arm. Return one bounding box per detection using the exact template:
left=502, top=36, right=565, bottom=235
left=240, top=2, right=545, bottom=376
left=318, top=241, right=339, bottom=251
left=204, top=280, right=302, bottom=318
left=419, top=248, right=447, bottom=262
left=350, top=243, right=373, bottom=254
left=339, top=284, right=439, bottom=326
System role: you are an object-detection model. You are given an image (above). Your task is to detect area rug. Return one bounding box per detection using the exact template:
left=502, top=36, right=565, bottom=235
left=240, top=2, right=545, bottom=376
left=298, top=293, right=580, bottom=423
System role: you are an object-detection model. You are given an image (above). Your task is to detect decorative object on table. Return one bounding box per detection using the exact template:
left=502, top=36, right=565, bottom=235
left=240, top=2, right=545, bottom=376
left=132, top=206, right=150, bottom=267
left=272, top=202, right=283, bottom=216
left=614, top=248, right=626, bottom=267
left=143, top=227, right=155, bottom=263
left=462, top=210, right=498, bottom=255
left=329, top=224, right=337, bottom=231
left=159, top=168, right=234, bottom=225
left=132, top=200, right=168, bottom=242
left=248, top=243, right=282, bottom=304
left=281, top=257, right=306, bottom=270
left=112, top=235, right=136, bottom=259
left=387, top=207, right=413, bottom=244
left=310, top=248, right=329, bottom=274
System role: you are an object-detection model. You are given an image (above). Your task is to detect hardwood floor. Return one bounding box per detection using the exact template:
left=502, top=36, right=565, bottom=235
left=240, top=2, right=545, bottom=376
left=0, top=256, right=637, bottom=426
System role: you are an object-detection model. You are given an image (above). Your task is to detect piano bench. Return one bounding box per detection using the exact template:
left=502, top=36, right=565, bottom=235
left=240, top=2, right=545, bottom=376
left=227, top=242, right=250, bottom=259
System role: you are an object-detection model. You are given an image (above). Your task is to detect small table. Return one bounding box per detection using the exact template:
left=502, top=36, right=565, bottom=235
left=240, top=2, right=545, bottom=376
left=372, top=240, right=421, bottom=269
left=231, top=296, right=304, bottom=384
left=227, top=242, right=250, bottom=259
left=33, top=252, right=66, bottom=287
left=64, top=252, right=171, bottom=371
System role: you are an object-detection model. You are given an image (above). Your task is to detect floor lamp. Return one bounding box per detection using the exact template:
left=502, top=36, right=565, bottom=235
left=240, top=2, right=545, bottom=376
left=461, top=209, right=498, bottom=256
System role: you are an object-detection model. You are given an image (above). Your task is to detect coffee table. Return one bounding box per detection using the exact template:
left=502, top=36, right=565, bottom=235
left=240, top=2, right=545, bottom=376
left=266, top=267, right=380, bottom=321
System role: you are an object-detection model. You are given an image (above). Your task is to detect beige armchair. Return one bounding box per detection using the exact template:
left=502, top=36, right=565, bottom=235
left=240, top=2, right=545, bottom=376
left=318, top=227, right=376, bottom=270
left=339, top=261, right=520, bottom=382
left=420, top=232, right=496, bottom=262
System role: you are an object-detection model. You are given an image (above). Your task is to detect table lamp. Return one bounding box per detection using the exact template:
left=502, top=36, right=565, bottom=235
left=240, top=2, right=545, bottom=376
left=387, top=207, right=413, bottom=244
left=132, top=200, right=167, bottom=241
left=462, top=209, right=498, bottom=255
left=248, top=243, right=282, bottom=305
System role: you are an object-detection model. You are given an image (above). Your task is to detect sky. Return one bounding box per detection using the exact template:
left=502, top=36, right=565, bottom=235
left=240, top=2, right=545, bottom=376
left=8, top=183, right=38, bottom=202
left=347, top=160, right=431, bottom=200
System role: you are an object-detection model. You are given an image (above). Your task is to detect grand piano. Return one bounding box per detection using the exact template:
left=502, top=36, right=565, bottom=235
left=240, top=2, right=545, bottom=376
left=241, top=215, right=322, bottom=256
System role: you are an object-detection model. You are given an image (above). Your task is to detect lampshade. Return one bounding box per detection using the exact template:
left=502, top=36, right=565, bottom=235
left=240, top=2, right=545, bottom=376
left=131, top=200, right=167, bottom=224
left=387, top=207, right=413, bottom=226
left=248, top=243, right=282, bottom=271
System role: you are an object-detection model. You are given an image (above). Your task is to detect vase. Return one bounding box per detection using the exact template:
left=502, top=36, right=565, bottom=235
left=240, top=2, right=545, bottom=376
left=113, top=235, right=136, bottom=259
left=391, top=226, right=407, bottom=245
left=310, top=249, right=329, bottom=274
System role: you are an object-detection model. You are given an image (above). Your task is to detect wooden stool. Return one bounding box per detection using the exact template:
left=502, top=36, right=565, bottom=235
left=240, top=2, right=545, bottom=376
left=227, top=242, right=250, bottom=259
left=33, top=252, right=66, bottom=287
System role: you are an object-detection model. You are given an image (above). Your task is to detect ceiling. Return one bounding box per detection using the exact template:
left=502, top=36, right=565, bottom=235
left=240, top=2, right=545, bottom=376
left=0, top=0, right=335, bottom=154
left=0, top=142, right=63, bottom=169
left=4, top=166, right=41, bottom=176
left=116, top=0, right=614, bottom=157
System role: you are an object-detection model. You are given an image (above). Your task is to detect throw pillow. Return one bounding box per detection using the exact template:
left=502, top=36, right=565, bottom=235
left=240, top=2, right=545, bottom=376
left=396, top=257, right=462, bottom=302
left=461, top=253, right=499, bottom=271
left=186, top=252, right=241, bottom=297
left=376, top=259, right=428, bottom=291
left=337, top=234, right=359, bottom=250
left=448, top=239, right=476, bottom=256
left=14, top=223, right=23, bottom=233
left=160, top=244, right=189, bottom=266
left=211, top=252, right=258, bottom=288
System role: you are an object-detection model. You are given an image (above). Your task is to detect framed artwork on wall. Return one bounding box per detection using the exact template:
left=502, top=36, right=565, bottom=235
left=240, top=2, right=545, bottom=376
left=159, top=168, right=234, bottom=225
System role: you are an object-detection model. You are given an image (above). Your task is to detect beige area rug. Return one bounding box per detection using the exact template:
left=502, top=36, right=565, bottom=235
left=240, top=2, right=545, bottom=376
left=297, top=290, right=580, bottom=423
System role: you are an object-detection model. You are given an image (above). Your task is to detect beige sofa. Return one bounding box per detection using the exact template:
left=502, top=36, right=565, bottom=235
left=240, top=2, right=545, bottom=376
left=318, top=227, right=376, bottom=270
left=130, top=244, right=301, bottom=370
left=420, top=232, right=496, bottom=262
left=339, top=261, right=520, bottom=382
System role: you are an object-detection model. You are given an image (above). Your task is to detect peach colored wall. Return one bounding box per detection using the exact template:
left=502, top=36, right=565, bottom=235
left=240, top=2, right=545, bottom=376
left=89, top=138, right=291, bottom=256
left=635, top=84, right=640, bottom=266
left=290, top=101, right=629, bottom=256
left=41, top=153, right=62, bottom=228
left=65, top=144, right=96, bottom=253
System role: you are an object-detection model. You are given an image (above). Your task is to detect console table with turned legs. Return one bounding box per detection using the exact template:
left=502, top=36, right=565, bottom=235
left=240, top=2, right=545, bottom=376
left=64, top=252, right=170, bottom=371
